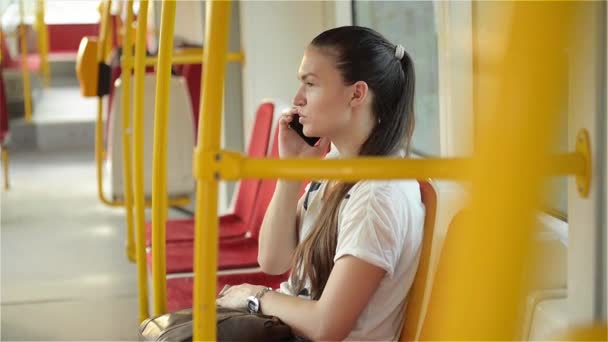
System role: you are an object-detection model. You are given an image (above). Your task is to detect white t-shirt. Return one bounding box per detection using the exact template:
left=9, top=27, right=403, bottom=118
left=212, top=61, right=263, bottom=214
left=278, top=149, right=425, bottom=341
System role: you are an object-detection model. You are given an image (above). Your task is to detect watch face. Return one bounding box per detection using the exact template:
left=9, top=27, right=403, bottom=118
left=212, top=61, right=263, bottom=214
left=247, top=296, right=259, bottom=313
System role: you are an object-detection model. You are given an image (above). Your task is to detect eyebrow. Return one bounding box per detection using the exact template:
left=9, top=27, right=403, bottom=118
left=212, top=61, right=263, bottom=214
left=298, top=72, right=318, bottom=81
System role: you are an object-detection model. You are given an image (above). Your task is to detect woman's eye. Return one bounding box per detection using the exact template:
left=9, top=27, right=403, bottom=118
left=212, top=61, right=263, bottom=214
left=306, top=82, right=314, bottom=87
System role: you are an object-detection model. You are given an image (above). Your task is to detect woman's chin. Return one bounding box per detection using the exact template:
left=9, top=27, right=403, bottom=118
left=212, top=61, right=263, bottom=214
left=303, top=128, right=319, bottom=138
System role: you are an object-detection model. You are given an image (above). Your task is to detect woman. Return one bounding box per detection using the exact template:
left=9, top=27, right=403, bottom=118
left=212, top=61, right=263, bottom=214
left=216, top=26, right=425, bottom=341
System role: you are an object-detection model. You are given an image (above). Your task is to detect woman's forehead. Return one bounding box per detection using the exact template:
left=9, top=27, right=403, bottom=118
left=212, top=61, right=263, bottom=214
left=298, top=47, right=339, bottom=80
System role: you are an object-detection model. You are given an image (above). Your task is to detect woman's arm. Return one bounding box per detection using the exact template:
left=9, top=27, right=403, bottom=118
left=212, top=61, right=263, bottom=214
left=258, top=111, right=330, bottom=275
left=257, top=180, right=303, bottom=274
left=261, top=256, right=385, bottom=341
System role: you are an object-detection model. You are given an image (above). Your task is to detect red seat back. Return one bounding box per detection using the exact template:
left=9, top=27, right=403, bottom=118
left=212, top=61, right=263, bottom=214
left=0, top=33, right=15, bottom=68
left=232, top=102, right=275, bottom=223
left=248, top=125, right=280, bottom=239
left=180, top=63, right=202, bottom=132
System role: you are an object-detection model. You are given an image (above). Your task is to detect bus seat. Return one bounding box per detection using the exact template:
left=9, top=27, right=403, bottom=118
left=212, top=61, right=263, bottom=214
left=106, top=74, right=194, bottom=200
left=0, top=30, right=41, bottom=72
left=105, top=62, right=155, bottom=149
left=147, top=124, right=281, bottom=274
left=144, top=101, right=276, bottom=245
left=418, top=210, right=470, bottom=340
left=166, top=272, right=289, bottom=312
left=180, top=63, right=202, bottom=131
left=399, top=180, right=438, bottom=341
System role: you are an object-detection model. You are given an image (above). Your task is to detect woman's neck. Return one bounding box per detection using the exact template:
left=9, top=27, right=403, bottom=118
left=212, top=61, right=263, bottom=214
left=330, top=109, right=376, bottom=158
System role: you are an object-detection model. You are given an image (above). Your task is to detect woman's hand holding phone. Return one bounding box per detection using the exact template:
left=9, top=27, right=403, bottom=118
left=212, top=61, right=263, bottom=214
left=278, top=109, right=329, bottom=159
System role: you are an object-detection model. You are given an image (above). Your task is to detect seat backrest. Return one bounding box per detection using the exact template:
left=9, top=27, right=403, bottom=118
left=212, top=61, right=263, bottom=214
left=180, top=63, right=202, bottom=132
left=0, top=32, right=15, bottom=67
left=418, top=210, right=469, bottom=341
left=108, top=74, right=195, bottom=198
left=232, top=102, right=275, bottom=221
left=248, top=124, right=280, bottom=239
left=399, top=180, right=438, bottom=341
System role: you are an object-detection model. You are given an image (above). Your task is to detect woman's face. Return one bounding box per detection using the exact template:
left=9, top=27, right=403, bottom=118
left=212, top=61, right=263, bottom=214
left=293, top=46, right=353, bottom=138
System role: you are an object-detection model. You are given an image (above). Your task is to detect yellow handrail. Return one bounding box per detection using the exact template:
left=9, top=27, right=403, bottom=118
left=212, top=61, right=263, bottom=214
left=143, top=50, right=244, bottom=66
left=120, top=0, right=136, bottom=263
left=151, top=0, right=176, bottom=316
left=192, top=151, right=588, bottom=182
left=34, top=0, right=50, bottom=87
left=95, top=0, right=116, bottom=207
left=2, top=148, right=9, bottom=190
left=19, top=0, right=32, bottom=123
left=133, top=0, right=150, bottom=322
left=193, top=1, right=231, bottom=340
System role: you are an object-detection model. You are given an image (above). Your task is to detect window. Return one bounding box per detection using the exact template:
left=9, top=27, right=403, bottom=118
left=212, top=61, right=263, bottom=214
left=353, top=0, right=440, bottom=155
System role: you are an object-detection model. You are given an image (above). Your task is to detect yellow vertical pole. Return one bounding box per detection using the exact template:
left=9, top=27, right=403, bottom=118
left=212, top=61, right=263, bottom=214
left=420, top=1, right=574, bottom=339
left=151, top=0, right=176, bottom=316
left=121, top=0, right=136, bottom=263
left=2, top=148, right=9, bottom=191
left=193, top=1, right=231, bottom=340
left=95, top=0, right=115, bottom=206
left=19, top=0, right=33, bottom=123
left=133, top=0, right=150, bottom=322
left=35, top=0, right=50, bottom=87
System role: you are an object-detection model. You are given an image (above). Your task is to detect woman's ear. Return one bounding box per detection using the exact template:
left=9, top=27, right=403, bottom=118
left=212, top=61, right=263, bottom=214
left=350, top=81, right=369, bottom=108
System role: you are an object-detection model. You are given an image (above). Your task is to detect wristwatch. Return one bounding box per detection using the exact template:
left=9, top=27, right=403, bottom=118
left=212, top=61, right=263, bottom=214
left=246, top=287, right=272, bottom=314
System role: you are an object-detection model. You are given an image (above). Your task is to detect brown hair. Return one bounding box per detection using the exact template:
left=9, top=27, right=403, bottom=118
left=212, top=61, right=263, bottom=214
left=290, top=26, right=416, bottom=300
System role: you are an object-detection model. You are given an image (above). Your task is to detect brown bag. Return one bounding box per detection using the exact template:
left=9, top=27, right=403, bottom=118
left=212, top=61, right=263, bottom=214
left=139, top=306, right=295, bottom=342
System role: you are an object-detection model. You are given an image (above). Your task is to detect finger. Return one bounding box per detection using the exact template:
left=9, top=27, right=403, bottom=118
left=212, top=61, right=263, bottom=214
left=215, top=297, right=224, bottom=307
left=279, top=113, right=293, bottom=126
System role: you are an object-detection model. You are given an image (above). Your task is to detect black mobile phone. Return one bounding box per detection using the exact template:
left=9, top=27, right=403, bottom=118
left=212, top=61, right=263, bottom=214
left=288, top=114, right=320, bottom=147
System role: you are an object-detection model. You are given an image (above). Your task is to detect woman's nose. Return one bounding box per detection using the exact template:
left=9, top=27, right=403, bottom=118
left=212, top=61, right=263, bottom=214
left=293, top=86, right=306, bottom=107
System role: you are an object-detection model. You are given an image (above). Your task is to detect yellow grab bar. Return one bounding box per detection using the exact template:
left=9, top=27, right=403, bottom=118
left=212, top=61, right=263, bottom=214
left=120, top=0, right=136, bottom=263
left=34, top=0, right=50, bottom=87
left=151, top=0, right=177, bottom=316
left=193, top=151, right=589, bottom=183
left=19, top=0, right=33, bottom=123
left=133, top=0, right=150, bottom=322
left=193, top=1, right=231, bottom=340
left=142, top=51, right=244, bottom=66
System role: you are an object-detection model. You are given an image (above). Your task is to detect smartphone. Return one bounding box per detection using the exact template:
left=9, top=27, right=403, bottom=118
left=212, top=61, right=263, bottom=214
left=288, top=114, right=320, bottom=147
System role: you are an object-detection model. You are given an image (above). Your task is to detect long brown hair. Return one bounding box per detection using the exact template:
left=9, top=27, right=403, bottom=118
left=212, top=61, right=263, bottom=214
left=290, top=26, right=416, bottom=300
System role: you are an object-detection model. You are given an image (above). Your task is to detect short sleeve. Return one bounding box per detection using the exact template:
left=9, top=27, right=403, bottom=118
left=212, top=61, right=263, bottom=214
left=333, top=182, right=405, bottom=278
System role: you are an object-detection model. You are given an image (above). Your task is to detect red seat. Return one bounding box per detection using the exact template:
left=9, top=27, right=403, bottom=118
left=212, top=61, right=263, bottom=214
left=148, top=237, right=261, bottom=273
left=145, top=102, right=275, bottom=246
left=47, top=23, right=99, bottom=53
left=145, top=214, right=245, bottom=245
left=151, top=172, right=279, bottom=272
left=149, top=123, right=280, bottom=273
left=180, top=63, right=202, bottom=133
left=1, top=30, right=41, bottom=72
left=167, top=272, right=289, bottom=312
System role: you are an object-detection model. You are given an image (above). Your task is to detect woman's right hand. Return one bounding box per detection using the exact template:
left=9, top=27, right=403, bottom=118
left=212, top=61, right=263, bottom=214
left=278, top=109, right=330, bottom=159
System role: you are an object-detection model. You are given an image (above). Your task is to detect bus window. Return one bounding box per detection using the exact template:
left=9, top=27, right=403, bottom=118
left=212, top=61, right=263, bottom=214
left=353, top=0, right=440, bottom=156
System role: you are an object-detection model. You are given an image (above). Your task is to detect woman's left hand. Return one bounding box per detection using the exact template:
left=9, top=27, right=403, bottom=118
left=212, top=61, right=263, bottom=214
left=216, top=283, right=270, bottom=310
